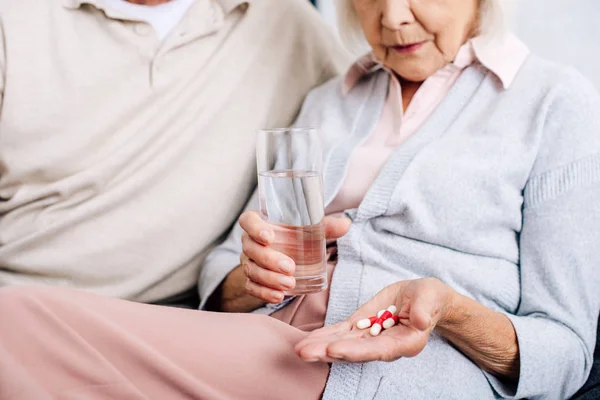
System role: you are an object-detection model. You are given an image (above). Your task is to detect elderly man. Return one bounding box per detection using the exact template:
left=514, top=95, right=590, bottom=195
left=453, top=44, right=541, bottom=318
left=0, top=0, right=350, bottom=306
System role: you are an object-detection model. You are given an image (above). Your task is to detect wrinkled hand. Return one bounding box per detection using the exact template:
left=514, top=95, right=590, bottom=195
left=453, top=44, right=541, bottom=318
left=238, top=211, right=351, bottom=304
left=295, top=277, right=455, bottom=363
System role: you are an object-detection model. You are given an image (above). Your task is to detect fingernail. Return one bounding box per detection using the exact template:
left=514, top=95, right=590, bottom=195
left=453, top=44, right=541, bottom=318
left=279, top=275, right=295, bottom=289
left=271, top=292, right=284, bottom=303
left=304, top=358, right=320, bottom=363
left=279, top=260, right=293, bottom=273
left=259, top=230, right=273, bottom=243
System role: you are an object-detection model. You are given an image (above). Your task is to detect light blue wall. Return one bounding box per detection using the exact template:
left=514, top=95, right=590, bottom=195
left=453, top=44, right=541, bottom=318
left=516, top=0, right=600, bottom=89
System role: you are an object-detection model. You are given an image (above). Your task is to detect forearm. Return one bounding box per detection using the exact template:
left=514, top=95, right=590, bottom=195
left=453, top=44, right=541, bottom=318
left=206, top=265, right=265, bottom=313
left=436, top=291, right=520, bottom=382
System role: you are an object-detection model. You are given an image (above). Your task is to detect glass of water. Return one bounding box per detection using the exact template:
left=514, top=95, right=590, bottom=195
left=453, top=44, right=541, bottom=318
left=256, top=128, right=327, bottom=295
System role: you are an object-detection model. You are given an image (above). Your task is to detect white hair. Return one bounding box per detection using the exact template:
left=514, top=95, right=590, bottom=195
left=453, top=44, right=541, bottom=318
left=335, top=0, right=517, bottom=54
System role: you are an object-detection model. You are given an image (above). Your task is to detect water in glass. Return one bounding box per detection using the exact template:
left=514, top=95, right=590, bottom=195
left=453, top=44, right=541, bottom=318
left=258, top=169, right=327, bottom=295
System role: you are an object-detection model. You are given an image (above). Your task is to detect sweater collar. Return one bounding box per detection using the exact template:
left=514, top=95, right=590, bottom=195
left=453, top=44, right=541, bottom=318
left=343, top=33, right=530, bottom=94
left=62, top=0, right=251, bottom=14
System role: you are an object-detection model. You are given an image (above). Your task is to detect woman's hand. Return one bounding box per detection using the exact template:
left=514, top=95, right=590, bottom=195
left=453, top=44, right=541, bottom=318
left=295, top=277, right=520, bottom=383
left=295, top=278, right=454, bottom=362
left=238, top=211, right=350, bottom=304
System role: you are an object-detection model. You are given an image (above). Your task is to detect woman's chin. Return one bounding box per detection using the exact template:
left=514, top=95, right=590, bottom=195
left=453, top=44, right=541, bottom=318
left=386, top=62, right=438, bottom=84
left=391, top=70, right=432, bottom=84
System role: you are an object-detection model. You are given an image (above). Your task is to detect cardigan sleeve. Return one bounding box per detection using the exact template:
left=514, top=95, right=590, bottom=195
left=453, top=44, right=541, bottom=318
left=197, top=86, right=326, bottom=309
left=198, top=189, right=258, bottom=310
left=484, top=69, right=600, bottom=399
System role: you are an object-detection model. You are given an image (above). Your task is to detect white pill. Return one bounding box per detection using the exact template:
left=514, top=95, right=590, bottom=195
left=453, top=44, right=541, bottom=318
left=377, top=309, right=386, bottom=318
left=387, top=305, right=398, bottom=315
left=356, top=319, right=373, bottom=330
left=370, top=323, right=382, bottom=336
left=382, top=318, right=396, bottom=330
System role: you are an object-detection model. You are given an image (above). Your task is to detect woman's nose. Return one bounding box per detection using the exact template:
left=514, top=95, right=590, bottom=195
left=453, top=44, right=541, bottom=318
left=381, top=0, right=415, bottom=30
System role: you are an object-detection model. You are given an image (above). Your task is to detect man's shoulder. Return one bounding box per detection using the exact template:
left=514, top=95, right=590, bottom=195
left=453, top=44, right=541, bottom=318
left=0, top=0, right=55, bottom=18
left=250, top=0, right=329, bottom=32
left=0, top=0, right=46, bottom=9
left=256, top=0, right=318, bottom=16
left=247, top=0, right=352, bottom=77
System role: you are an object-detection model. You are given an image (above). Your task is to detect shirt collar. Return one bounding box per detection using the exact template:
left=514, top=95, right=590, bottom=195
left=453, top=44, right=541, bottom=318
left=62, top=0, right=95, bottom=9
left=62, top=0, right=251, bottom=14
left=471, top=33, right=530, bottom=89
left=342, top=33, right=530, bottom=94
left=216, top=0, right=250, bottom=14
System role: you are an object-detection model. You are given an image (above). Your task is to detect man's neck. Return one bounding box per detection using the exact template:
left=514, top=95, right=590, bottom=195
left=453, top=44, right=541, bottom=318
left=124, top=0, right=173, bottom=5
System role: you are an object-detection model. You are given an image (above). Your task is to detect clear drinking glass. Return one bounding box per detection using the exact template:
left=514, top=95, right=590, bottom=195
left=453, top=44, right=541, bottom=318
left=256, top=128, right=327, bottom=295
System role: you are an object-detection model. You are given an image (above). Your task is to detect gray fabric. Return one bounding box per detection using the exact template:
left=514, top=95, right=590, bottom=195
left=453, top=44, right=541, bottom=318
left=574, top=319, right=600, bottom=399
left=200, top=55, right=600, bottom=399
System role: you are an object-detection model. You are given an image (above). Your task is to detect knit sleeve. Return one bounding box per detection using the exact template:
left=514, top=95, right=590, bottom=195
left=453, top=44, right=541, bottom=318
left=197, top=87, right=325, bottom=309
left=197, top=189, right=258, bottom=310
left=484, top=70, right=600, bottom=399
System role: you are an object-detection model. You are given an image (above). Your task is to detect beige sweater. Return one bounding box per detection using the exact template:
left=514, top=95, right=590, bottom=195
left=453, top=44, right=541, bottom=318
left=0, top=0, right=350, bottom=302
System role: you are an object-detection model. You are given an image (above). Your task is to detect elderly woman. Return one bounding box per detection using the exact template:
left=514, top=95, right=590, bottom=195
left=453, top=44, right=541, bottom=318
left=0, top=0, right=599, bottom=399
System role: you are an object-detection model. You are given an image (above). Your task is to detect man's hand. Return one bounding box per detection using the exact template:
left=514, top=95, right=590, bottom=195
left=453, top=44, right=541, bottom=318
left=294, top=278, right=453, bottom=362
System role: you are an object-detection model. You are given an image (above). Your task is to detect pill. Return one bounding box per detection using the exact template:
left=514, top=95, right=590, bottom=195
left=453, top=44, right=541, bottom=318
left=356, top=316, right=378, bottom=330
left=387, top=305, right=398, bottom=315
left=377, top=309, right=386, bottom=318
left=380, top=310, right=392, bottom=321
left=370, top=318, right=384, bottom=336
left=382, top=316, right=399, bottom=329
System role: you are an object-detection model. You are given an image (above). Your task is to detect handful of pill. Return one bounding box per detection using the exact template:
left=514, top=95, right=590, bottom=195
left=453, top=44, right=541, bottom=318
left=355, top=305, right=399, bottom=336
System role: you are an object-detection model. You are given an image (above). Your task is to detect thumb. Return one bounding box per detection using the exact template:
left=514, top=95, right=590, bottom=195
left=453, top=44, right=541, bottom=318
left=324, top=216, right=351, bottom=240
left=407, top=288, right=439, bottom=332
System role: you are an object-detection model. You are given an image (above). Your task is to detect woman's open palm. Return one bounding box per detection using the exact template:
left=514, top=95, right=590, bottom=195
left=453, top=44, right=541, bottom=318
left=295, top=278, right=453, bottom=363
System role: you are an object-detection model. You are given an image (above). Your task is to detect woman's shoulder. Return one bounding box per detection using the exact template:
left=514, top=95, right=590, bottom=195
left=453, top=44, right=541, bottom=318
left=519, top=55, right=600, bottom=105
left=293, top=68, right=389, bottom=135
left=519, top=55, right=600, bottom=179
left=292, top=75, right=345, bottom=130
left=302, top=75, right=345, bottom=107
left=300, top=69, right=389, bottom=114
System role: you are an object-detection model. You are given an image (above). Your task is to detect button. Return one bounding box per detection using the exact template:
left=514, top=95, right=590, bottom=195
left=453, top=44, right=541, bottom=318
left=134, top=24, right=152, bottom=36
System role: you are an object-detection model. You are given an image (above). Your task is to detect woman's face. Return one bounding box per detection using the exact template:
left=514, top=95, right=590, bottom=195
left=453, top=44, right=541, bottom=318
left=354, top=0, right=480, bottom=82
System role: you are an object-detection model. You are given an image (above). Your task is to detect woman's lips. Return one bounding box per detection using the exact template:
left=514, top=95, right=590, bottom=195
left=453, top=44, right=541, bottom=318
left=391, top=41, right=427, bottom=54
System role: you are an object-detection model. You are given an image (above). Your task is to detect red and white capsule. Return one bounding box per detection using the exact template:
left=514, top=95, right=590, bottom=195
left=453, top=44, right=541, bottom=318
left=370, top=318, right=385, bottom=336
left=382, top=315, right=400, bottom=329
left=359, top=305, right=399, bottom=334
left=356, top=316, right=378, bottom=330
left=378, top=306, right=398, bottom=317
left=379, top=310, right=393, bottom=321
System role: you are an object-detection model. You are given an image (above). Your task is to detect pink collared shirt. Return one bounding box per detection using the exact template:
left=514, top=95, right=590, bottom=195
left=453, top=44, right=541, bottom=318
left=325, top=34, right=530, bottom=215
